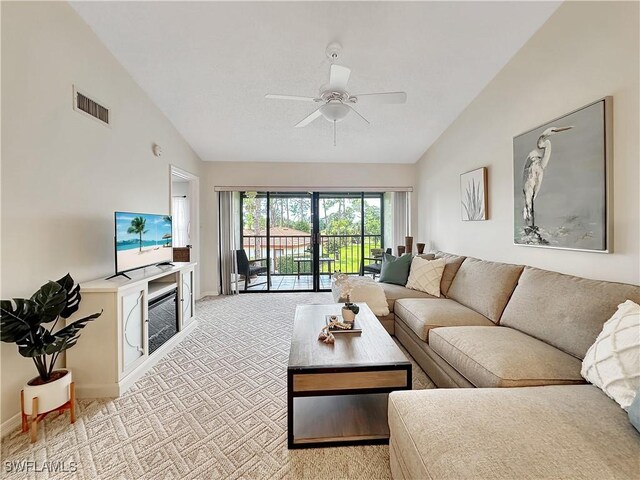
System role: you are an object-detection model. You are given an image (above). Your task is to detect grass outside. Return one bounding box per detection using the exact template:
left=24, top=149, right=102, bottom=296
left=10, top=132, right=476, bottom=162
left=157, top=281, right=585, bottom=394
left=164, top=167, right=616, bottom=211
left=331, top=243, right=378, bottom=274
left=275, top=243, right=381, bottom=275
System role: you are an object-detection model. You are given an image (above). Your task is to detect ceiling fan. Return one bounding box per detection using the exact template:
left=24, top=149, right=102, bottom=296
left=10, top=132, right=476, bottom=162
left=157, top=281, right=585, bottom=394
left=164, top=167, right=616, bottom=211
left=265, top=43, right=407, bottom=145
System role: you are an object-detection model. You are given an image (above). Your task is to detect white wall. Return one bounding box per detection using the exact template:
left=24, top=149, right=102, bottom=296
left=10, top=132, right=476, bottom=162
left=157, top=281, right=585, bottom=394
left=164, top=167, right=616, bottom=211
left=200, top=161, right=418, bottom=295
left=1, top=2, right=202, bottom=424
left=416, top=1, right=639, bottom=285
left=171, top=180, right=189, bottom=198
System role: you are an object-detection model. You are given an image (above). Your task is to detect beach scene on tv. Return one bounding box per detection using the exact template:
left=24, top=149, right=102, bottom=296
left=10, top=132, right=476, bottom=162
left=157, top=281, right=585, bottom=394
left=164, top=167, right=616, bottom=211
left=116, top=212, right=172, bottom=272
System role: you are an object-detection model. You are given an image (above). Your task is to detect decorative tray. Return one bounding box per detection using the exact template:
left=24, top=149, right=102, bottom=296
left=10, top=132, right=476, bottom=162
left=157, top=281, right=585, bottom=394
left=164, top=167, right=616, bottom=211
left=325, top=315, right=362, bottom=334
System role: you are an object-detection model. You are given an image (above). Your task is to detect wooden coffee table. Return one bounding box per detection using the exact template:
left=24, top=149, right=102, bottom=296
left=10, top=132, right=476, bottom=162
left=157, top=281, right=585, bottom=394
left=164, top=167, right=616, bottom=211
left=287, top=304, right=411, bottom=449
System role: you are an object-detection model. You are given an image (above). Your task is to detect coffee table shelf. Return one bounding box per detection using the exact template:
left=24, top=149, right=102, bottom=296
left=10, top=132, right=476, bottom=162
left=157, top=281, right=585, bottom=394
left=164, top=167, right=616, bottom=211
left=292, top=393, right=389, bottom=445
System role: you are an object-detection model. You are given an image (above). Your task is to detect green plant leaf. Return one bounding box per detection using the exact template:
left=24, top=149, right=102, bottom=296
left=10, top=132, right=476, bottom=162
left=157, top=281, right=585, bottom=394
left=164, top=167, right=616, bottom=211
left=44, top=337, right=78, bottom=355
left=18, top=343, right=48, bottom=358
left=53, top=311, right=102, bottom=341
left=2, top=276, right=102, bottom=380
left=31, top=281, right=66, bottom=323
left=42, top=329, right=56, bottom=345
left=56, top=274, right=81, bottom=318
left=0, top=299, right=38, bottom=342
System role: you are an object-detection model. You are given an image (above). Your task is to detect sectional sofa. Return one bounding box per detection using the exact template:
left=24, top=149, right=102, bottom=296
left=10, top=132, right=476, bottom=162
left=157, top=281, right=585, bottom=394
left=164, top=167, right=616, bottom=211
left=342, top=251, right=640, bottom=479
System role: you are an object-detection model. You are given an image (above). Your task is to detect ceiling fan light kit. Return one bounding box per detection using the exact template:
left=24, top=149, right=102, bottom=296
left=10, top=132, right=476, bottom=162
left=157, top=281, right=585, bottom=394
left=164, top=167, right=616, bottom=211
left=265, top=43, right=407, bottom=145
left=320, top=102, right=350, bottom=122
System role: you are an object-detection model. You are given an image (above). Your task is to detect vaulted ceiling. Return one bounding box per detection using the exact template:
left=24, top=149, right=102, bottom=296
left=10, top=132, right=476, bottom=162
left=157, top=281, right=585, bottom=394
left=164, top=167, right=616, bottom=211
left=71, top=1, right=560, bottom=163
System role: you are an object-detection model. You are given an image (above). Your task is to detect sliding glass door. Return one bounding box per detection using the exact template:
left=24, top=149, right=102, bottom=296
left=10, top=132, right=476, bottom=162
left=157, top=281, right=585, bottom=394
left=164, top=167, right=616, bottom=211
left=240, top=191, right=383, bottom=292
left=318, top=192, right=384, bottom=280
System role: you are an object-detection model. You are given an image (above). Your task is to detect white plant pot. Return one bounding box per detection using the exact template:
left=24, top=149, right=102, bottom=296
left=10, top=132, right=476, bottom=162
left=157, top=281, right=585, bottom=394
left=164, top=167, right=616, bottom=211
left=22, top=369, right=72, bottom=415
left=341, top=307, right=356, bottom=323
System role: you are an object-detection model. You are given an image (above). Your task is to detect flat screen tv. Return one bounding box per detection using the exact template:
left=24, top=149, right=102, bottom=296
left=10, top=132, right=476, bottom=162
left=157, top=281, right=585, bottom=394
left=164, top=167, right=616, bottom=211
left=114, top=212, right=173, bottom=275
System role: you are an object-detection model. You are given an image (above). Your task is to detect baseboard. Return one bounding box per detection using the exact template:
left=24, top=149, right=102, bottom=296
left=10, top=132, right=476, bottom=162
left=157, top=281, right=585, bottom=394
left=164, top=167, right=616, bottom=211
left=200, top=291, right=219, bottom=298
left=1, top=413, right=21, bottom=438
left=74, top=383, right=120, bottom=398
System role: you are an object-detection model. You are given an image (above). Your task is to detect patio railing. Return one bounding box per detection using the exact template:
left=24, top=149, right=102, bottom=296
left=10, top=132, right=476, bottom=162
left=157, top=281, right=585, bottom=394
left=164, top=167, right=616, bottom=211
left=241, top=234, right=383, bottom=275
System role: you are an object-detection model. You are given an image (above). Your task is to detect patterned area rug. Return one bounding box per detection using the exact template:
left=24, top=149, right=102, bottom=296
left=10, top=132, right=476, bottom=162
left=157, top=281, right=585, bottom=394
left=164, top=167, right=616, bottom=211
left=2, top=293, right=434, bottom=479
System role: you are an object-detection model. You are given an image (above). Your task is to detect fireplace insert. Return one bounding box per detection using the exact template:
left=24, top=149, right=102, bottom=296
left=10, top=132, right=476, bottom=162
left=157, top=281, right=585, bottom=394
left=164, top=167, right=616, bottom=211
left=148, top=287, right=179, bottom=354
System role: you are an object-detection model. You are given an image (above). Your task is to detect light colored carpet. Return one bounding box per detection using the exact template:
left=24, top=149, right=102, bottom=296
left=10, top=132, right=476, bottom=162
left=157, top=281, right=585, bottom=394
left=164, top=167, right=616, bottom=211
left=1, top=293, right=434, bottom=479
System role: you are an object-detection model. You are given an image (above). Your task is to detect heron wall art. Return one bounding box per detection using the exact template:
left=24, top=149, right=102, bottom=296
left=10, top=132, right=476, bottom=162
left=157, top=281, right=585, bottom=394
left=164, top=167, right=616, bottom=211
left=513, top=98, right=610, bottom=251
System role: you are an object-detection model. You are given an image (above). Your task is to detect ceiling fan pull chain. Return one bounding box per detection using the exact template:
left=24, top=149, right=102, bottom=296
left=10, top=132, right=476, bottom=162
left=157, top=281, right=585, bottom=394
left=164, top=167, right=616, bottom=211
left=333, top=120, right=337, bottom=147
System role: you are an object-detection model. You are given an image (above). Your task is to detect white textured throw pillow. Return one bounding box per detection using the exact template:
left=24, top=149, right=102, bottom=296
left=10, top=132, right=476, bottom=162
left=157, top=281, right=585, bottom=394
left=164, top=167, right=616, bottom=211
left=581, top=300, right=640, bottom=410
left=405, top=257, right=446, bottom=297
left=332, top=273, right=390, bottom=316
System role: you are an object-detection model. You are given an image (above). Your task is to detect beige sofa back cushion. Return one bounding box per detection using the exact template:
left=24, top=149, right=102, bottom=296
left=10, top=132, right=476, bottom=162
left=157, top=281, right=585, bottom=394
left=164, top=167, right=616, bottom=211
left=433, top=251, right=466, bottom=296
left=446, top=257, right=524, bottom=323
left=501, top=266, right=640, bottom=359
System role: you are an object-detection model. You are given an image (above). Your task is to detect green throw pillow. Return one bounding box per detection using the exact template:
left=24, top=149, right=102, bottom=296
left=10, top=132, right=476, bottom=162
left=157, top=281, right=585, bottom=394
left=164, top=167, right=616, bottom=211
left=379, top=253, right=412, bottom=286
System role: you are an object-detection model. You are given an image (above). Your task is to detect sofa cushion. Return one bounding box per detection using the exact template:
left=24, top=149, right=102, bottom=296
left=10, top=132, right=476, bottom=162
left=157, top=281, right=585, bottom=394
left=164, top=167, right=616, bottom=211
left=581, top=299, right=640, bottom=409
left=429, top=326, right=584, bottom=387
left=388, top=385, right=640, bottom=480
left=432, top=251, right=466, bottom=296
left=394, top=320, right=475, bottom=388
left=395, top=298, right=494, bottom=342
left=377, top=282, right=436, bottom=313
left=446, top=257, right=523, bottom=323
left=379, top=253, right=412, bottom=286
left=405, top=257, right=446, bottom=297
left=501, top=266, right=640, bottom=359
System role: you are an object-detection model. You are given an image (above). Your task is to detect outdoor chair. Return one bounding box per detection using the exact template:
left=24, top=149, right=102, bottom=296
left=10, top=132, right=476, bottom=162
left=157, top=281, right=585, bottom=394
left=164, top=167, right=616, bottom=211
left=236, top=249, right=270, bottom=291
left=362, top=247, right=391, bottom=278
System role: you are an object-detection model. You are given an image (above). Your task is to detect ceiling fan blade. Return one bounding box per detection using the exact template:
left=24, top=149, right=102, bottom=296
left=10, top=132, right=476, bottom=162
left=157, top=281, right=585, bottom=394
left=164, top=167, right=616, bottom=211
left=351, top=92, right=407, bottom=104
left=265, top=94, right=320, bottom=102
left=294, top=108, right=323, bottom=128
left=329, top=64, right=351, bottom=91
left=348, top=105, right=370, bottom=125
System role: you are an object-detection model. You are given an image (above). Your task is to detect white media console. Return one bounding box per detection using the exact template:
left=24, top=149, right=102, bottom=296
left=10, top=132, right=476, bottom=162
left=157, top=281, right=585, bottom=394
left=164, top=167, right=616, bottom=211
left=66, top=262, right=197, bottom=398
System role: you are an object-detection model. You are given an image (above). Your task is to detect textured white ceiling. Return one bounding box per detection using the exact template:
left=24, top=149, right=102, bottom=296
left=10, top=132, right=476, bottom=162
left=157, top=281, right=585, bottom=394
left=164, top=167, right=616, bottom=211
left=71, top=1, right=560, bottom=163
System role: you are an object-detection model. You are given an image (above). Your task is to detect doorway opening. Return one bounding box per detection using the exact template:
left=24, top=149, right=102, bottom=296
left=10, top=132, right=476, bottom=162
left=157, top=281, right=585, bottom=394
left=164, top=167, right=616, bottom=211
left=170, top=165, right=199, bottom=297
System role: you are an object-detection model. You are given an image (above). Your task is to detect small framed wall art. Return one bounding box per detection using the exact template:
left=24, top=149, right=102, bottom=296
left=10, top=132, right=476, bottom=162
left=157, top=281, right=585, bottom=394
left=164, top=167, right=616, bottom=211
left=460, top=167, right=488, bottom=221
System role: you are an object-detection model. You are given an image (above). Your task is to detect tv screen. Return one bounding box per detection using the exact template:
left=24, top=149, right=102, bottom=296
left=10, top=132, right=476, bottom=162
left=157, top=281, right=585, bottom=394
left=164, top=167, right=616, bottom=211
left=115, top=212, right=172, bottom=274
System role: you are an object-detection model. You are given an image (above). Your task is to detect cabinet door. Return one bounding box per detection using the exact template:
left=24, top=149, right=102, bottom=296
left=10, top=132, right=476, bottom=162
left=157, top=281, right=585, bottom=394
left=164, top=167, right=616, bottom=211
left=120, top=286, right=148, bottom=376
left=180, top=267, right=195, bottom=328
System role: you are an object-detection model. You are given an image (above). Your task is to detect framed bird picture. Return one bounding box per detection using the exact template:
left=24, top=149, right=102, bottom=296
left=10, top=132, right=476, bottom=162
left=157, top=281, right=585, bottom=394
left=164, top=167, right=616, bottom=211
left=513, top=97, right=612, bottom=252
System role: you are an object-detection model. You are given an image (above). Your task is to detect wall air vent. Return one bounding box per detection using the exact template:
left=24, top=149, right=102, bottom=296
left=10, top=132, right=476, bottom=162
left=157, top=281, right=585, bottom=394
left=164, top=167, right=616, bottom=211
left=73, top=86, right=110, bottom=126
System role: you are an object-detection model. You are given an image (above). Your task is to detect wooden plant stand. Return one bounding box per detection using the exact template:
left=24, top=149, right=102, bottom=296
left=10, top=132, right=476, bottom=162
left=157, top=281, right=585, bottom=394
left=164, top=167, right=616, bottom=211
left=21, top=382, right=75, bottom=443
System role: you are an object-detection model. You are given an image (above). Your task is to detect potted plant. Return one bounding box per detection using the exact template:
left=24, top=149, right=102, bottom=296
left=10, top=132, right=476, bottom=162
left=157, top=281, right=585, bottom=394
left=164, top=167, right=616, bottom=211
left=1, top=274, right=102, bottom=416
left=341, top=296, right=360, bottom=324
